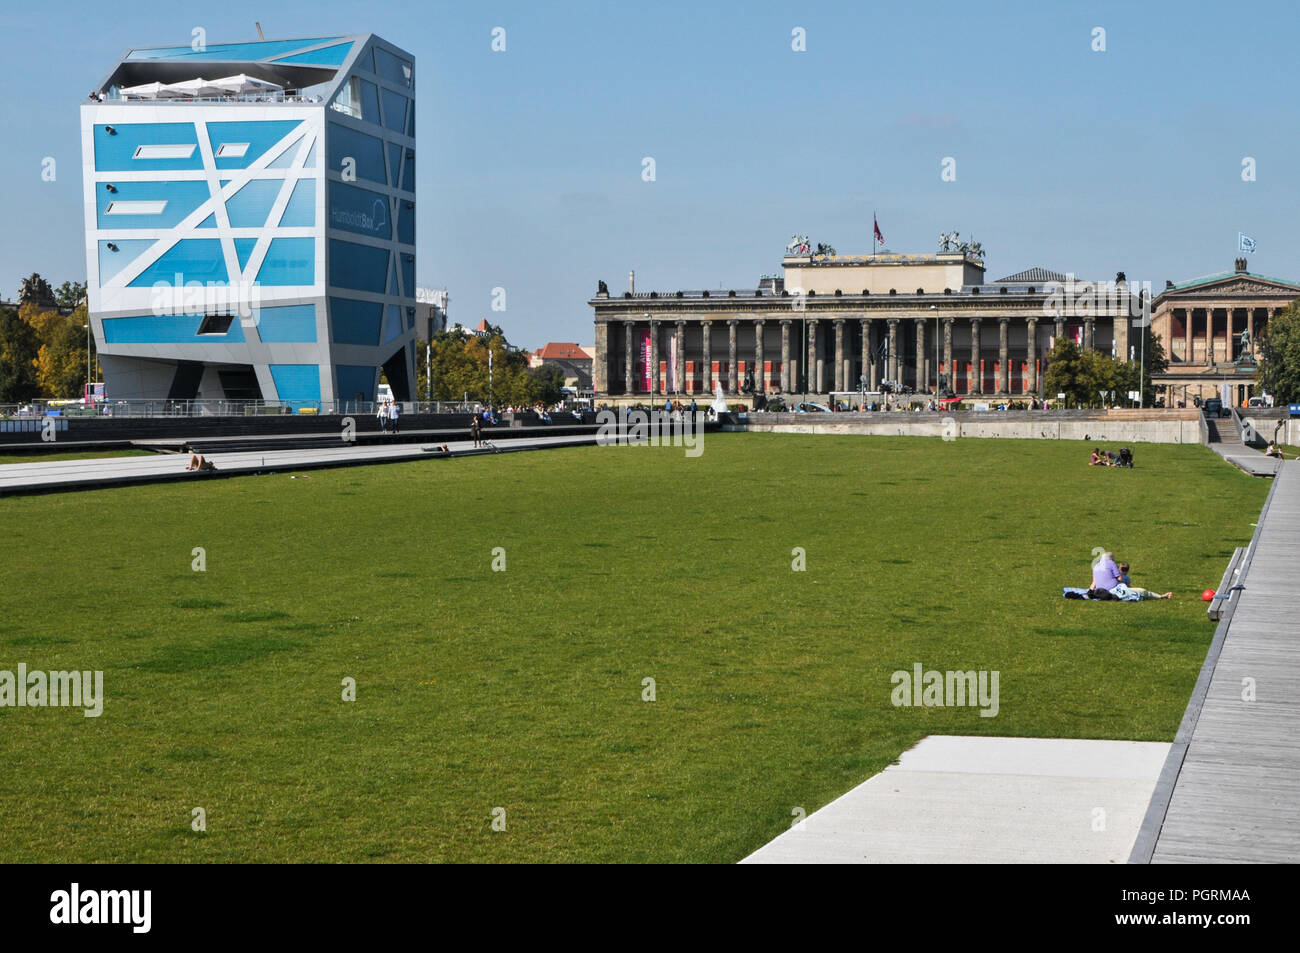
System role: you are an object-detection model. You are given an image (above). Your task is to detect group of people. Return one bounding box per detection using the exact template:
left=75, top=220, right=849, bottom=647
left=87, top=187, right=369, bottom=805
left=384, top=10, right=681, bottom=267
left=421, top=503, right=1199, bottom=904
left=1089, top=447, right=1134, bottom=468
left=376, top=400, right=401, bottom=433
left=1064, top=552, right=1171, bottom=601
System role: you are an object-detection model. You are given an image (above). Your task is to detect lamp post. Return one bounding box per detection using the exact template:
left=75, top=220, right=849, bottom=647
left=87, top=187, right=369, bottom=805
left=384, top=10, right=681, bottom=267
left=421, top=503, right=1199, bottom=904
left=931, top=305, right=939, bottom=406
left=83, top=323, right=91, bottom=401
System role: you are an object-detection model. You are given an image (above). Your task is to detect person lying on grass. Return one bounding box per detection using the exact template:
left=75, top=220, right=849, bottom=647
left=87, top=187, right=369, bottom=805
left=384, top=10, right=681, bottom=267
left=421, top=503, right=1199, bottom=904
left=1077, top=553, right=1170, bottom=600
left=186, top=454, right=217, bottom=472
left=1115, top=561, right=1171, bottom=600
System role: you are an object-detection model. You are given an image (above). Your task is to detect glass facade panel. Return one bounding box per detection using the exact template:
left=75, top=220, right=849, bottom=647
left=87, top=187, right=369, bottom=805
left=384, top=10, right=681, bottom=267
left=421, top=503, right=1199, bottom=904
left=269, top=364, right=322, bottom=404
left=206, top=120, right=306, bottom=170
left=279, top=179, right=316, bottom=227
left=256, top=304, right=317, bottom=342
left=96, top=180, right=211, bottom=229
left=381, top=89, right=409, bottom=134
left=256, top=237, right=315, bottom=286
left=327, top=181, right=390, bottom=239
left=326, top=122, right=386, bottom=185
left=328, top=238, right=388, bottom=293
left=374, top=47, right=413, bottom=87
left=329, top=296, right=382, bottom=345
left=95, top=122, right=202, bottom=171
left=224, top=179, right=284, bottom=228
left=128, top=238, right=228, bottom=287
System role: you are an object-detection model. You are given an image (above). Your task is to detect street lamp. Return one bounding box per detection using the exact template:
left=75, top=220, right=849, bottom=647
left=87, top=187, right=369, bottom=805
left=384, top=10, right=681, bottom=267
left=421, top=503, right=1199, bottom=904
left=931, top=305, right=939, bottom=407
left=83, top=323, right=91, bottom=401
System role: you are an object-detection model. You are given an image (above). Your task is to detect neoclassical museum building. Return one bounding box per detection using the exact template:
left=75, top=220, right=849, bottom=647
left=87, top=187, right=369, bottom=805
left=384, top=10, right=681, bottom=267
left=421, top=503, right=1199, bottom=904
left=589, top=242, right=1144, bottom=402
left=1149, top=258, right=1300, bottom=407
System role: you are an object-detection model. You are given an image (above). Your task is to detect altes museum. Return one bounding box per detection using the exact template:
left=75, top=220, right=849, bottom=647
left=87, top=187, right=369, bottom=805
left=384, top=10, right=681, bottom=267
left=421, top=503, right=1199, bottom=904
left=588, top=237, right=1300, bottom=407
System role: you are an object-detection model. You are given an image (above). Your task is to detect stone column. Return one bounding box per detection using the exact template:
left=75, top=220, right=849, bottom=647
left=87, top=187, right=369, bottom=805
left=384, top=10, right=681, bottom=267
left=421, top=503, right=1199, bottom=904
left=649, top=320, right=660, bottom=395
left=1054, top=315, right=1065, bottom=346
left=1205, top=307, right=1214, bottom=365
left=780, top=320, right=792, bottom=392
left=859, top=318, right=872, bottom=393
left=969, top=318, right=981, bottom=394
left=674, top=320, right=686, bottom=394
left=1026, top=317, right=1038, bottom=394
left=727, top=319, right=738, bottom=395
left=1083, top=317, right=1095, bottom=352
left=701, top=321, right=713, bottom=393
left=1247, top=308, right=1255, bottom=358
left=887, top=319, right=900, bottom=385
left=942, top=318, right=954, bottom=393
left=807, top=319, right=818, bottom=393
left=754, top=319, right=766, bottom=393
left=593, top=321, right=609, bottom=395
left=1183, top=308, right=1192, bottom=363
left=833, top=318, right=845, bottom=392
left=624, top=320, right=635, bottom=395
left=998, top=317, right=1010, bottom=394
left=915, top=318, right=927, bottom=394
left=1226, top=308, right=1236, bottom=362
left=815, top=321, right=826, bottom=393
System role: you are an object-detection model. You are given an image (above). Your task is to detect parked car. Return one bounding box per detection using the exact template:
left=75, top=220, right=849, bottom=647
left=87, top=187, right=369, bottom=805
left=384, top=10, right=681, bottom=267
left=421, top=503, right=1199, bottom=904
left=1203, top=397, right=1228, bottom=418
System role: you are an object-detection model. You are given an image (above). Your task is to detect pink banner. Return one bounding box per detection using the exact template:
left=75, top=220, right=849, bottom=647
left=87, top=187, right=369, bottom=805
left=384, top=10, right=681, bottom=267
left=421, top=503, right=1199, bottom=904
left=639, top=330, right=652, bottom=391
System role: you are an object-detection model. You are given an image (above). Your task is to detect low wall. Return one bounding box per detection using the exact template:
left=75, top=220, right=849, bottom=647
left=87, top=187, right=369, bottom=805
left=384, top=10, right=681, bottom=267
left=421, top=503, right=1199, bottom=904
left=734, top=409, right=1203, bottom=444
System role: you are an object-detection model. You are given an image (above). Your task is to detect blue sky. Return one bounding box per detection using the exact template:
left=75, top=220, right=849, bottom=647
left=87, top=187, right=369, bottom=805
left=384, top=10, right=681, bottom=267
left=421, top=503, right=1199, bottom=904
left=1, top=0, right=1295, bottom=348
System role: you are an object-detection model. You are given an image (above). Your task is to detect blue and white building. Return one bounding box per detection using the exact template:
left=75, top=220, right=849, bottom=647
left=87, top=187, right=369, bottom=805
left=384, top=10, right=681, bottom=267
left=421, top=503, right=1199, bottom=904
left=81, top=34, right=418, bottom=405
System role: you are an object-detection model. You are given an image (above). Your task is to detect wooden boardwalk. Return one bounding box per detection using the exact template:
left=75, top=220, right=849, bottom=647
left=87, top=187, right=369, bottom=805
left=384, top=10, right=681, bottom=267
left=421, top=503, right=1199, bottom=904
left=1132, top=461, right=1300, bottom=863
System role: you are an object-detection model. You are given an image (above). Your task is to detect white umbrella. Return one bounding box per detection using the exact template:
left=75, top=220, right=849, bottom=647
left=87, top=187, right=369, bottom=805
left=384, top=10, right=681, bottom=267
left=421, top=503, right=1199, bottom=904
left=210, top=74, right=282, bottom=95
left=160, top=77, right=225, bottom=98
left=119, top=81, right=169, bottom=99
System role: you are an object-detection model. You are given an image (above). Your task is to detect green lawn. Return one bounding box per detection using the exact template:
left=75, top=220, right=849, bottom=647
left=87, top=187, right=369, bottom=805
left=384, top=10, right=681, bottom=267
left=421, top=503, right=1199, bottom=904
left=0, top=449, right=152, bottom=465
left=0, top=434, right=1268, bottom=862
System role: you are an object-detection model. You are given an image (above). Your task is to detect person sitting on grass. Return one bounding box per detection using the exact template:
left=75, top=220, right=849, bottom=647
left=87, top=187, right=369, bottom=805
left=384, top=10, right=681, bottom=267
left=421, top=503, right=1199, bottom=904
left=1090, top=448, right=1107, bottom=466
left=1265, top=441, right=1284, bottom=459
left=1113, top=560, right=1172, bottom=600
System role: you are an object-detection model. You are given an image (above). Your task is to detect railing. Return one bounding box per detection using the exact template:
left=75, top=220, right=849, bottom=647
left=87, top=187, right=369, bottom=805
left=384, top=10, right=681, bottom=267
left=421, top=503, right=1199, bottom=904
left=96, top=93, right=322, bottom=105
left=1, top=400, right=482, bottom=419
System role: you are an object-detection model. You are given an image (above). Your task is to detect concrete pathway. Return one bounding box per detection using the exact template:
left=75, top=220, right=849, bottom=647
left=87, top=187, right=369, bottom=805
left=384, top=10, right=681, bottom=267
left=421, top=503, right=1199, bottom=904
left=1134, top=462, right=1300, bottom=863
left=0, top=434, right=599, bottom=495
left=741, top=735, right=1170, bottom=864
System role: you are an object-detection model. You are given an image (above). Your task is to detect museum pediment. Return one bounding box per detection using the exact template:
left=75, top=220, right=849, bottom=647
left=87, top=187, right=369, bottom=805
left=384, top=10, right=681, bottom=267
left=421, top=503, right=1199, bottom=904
left=1165, top=275, right=1300, bottom=299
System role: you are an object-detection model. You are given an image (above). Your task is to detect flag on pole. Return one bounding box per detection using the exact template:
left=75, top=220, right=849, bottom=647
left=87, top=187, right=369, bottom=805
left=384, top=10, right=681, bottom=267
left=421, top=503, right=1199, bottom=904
left=1239, top=232, right=1257, bottom=254
left=873, top=216, right=885, bottom=247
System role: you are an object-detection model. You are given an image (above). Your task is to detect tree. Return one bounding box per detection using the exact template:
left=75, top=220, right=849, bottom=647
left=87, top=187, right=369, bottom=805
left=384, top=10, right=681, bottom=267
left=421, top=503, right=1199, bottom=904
left=54, top=280, right=87, bottom=311
left=34, top=310, right=90, bottom=397
left=18, top=273, right=55, bottom=309
left=423, top=326, right=539, bottom=406
left=0, top=307, right=40, bottom=402
left=529, top=363, right=566, bottom=405
left=1043, top=337, right=1088, bottom=406
left=1259, top=301, right=1300, bottom=404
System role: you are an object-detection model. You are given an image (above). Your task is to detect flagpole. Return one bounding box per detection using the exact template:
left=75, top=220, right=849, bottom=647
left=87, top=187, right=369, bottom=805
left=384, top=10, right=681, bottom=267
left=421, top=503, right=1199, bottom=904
left=873, top=209, right=877, bottom=256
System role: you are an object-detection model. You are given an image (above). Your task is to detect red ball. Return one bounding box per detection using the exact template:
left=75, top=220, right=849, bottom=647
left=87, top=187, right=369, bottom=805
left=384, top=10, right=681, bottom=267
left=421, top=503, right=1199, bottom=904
left=1202, top=589, right=1216, bottom=601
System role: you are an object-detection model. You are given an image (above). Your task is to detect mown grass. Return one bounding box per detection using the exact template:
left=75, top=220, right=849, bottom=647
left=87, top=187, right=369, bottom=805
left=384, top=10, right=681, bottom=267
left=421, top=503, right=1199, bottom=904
left=0, top=449, right=152, bottom=465
left=0, top=434, right=1268, bottom=862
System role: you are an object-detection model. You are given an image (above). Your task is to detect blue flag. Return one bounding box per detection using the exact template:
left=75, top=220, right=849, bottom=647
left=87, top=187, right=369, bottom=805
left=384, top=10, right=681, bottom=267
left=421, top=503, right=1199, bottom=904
left=1239, top=233, right=1257, bottom=254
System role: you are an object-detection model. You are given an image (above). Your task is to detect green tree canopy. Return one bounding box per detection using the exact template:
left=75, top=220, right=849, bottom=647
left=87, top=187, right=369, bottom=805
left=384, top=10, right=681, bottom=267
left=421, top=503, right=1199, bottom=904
left=1259, top=301, right=1300, bottom=404
left=0, top=307, right=40, bottom=403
